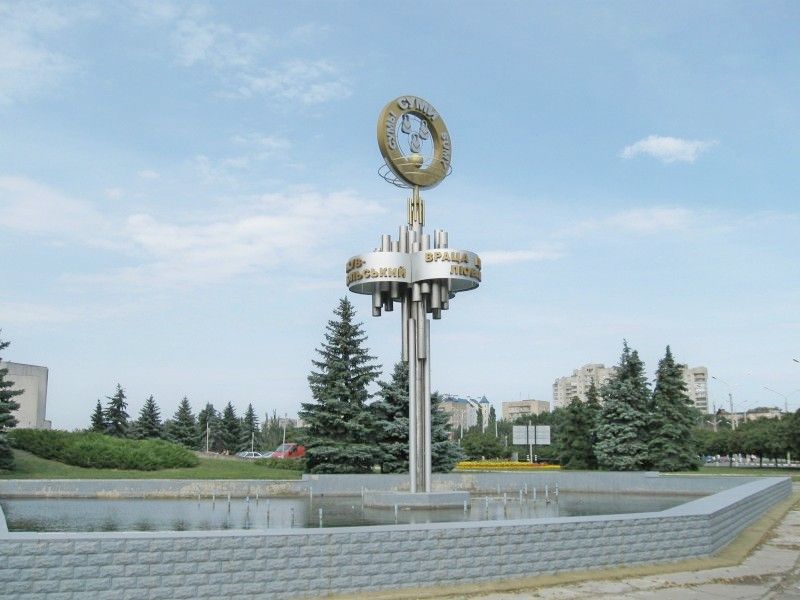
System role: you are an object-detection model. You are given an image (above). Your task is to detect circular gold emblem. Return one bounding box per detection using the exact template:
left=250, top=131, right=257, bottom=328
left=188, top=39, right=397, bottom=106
left=377, top=95, right=452, bottom=189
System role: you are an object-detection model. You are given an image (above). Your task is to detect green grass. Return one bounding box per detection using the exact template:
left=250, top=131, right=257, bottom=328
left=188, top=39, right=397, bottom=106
left=665, top=465, right=800, bottom=482
left=0, top=450, right=303, bottom=480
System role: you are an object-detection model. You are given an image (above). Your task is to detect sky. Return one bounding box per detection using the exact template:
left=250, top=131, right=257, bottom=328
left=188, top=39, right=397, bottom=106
left=1, top=1, right=799, bottom=430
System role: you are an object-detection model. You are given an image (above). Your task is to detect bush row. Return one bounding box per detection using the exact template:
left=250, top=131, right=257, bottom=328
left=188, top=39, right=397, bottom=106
left=254, top=457, right=305, bottom=471
left=9, top=429, right=199, bottom=471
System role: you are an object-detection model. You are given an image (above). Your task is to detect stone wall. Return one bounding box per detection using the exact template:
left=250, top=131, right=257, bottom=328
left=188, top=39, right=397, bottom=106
left=0, top=475, right=790, bottom=600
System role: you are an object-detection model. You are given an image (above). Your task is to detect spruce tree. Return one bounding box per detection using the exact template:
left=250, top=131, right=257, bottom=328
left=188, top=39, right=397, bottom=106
left=198, top=403, right=224, bottom=452
left=594, top=341, right=651, bottom=470
left=558, top=395, right=598, bottom=469
left=648, top=346, right=700, bottom=471
left=239, top=403, right=261, bottom=452
left=134, top=395, right=163, bottom=439
left=372, top=361, right=462, bottom=473
left=0, top=336, right=22, bottom=470
left=166, top=397, right=196, bottom=448
left=431, top=391, right=463, bottom=471
left=103, top=384, right=129, bottom=437
left=300, top=297, right=382, bottom=473
left=90, top=399, right=105, bottom=433
left=220, top=402, right=241, bottom=453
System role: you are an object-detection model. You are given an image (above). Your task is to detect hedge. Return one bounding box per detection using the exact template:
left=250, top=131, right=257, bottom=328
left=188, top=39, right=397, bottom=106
left=254, top=457, right=305, bottom=471
left=8, top=429, right=199, bottom=470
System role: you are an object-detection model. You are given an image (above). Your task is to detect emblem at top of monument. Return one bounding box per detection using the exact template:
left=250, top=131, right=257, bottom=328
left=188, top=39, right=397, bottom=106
left=377, top=95, right=452, bottom=189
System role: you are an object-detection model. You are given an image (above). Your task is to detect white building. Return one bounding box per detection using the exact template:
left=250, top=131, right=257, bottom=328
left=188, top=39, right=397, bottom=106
left=0, top=361, right=51, bottom=429
left=552, top=364, right=617, bottom=409
left=501, top=399, right=550, bottom=421
left=553, top=362, right=710, bottom=412
left=439, top=394, right=492, bottom=434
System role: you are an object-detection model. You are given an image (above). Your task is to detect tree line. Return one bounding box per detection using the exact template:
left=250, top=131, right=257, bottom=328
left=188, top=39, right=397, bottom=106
left=89, top=385, right=296, bottom=455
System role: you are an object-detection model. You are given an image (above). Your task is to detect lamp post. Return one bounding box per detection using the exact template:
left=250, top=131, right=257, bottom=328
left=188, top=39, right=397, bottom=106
left=763, top=387, right=800, bottom=414
left=711, top=376, right=736, bottom=429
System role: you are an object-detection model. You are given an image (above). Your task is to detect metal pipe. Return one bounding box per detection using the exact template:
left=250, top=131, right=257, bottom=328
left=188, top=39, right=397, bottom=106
left=401, top=298, right=409, bottom=362
left=424, top=317, right=432, bottom=493
left=408, top=317, right=417, bottom=494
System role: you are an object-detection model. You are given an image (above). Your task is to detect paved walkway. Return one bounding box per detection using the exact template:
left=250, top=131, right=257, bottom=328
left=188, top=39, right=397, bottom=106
left=456, top=495, right=800, bottom=600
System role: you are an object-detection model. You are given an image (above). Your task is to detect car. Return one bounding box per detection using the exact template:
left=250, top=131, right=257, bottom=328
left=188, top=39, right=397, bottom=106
left=236, top=451, right=264, bottom=459
left=270, top=443, right=305, bottom=459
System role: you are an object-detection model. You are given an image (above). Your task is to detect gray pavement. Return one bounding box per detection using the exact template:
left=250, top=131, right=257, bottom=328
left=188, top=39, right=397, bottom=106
left=453, top=495, right=800, bottom=600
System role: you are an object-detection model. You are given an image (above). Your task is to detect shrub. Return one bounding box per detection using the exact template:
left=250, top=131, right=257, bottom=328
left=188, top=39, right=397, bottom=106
left=254, top=457, right=305, bottom=472
left=8, top=429, right=199, bottom=470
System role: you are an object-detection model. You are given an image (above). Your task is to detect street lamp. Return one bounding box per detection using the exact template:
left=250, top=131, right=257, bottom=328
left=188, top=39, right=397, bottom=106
left=763, top=387, right=800, bottom=414
left=711, top=376, right=736, bottom=429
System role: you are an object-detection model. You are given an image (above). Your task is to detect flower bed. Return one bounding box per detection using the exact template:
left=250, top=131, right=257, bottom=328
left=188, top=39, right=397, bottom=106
left=454, top=460, right=561, bottom=471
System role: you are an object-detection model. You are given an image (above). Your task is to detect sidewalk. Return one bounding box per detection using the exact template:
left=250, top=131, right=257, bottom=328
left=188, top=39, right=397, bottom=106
left=450, top=491, right=800, bottom=600
left=346, top=487, right=800, bottom=600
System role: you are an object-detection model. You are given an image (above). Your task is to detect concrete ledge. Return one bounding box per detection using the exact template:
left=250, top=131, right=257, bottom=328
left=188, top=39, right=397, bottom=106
left=363, top=490, right=470, bottom=508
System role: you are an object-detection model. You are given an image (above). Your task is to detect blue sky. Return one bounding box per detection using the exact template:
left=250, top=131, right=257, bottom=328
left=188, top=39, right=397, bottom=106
left=1, top=1, right=799, bottom=429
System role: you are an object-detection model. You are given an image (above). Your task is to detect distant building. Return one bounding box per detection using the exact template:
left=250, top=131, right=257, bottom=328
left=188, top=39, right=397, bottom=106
left=0, top=361, right=51, bottom=429
left=683, top=367, right=709, bottom=413
left=439, top=394, right=492, bottom=435
left=552, top=364, right=617, bottom=409
left=501, top=399, right=550, bottom=421
left=553, top=362, right=710, bottom=412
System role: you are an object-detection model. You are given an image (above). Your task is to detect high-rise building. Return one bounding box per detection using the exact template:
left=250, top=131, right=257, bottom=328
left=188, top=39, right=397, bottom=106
left=553, top=362, right=710, bottom=413
left=682, top=367, right=708, bottom=413
left=552, top=364, right=617, bottom=409
left=501, top=399, right=550, bottom=421
left=0, top=361, right=51, bottom=429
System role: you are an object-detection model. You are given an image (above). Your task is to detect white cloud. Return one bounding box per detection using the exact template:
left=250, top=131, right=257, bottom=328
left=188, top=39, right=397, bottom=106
left=481, top=247, right=565, bottom=266
left=237, top=60, right=351, bottom=104
left=620, top=135, right=717, bottom=163
left=171, top=17, right=265, bottom=69
left=0, top=175, right=109, bottom=238
left=137, top=169, right=160, bottom=179
left=105, top=188, right=124, bottom=199
left=232, top=133, right=290, bottom=154
left=0, top=2, right=86, bottom=103
left=564, top=207, right=698, bottom=238
left=51, top=187, right=383, bottom=288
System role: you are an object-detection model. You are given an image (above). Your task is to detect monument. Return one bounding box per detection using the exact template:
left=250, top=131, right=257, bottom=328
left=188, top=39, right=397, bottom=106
left=346, top=96, right=481, bottom=507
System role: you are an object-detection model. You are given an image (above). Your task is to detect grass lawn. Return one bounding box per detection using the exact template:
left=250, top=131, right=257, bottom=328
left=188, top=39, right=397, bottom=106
left=0, top=450, right=303, bottom=480
left=677, top=465, right=800, bottom=482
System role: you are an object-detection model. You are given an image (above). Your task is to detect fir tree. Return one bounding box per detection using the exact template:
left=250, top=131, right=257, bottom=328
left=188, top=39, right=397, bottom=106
left=198, top=403, right=224, bottom=452
left=431, top=391, right=463, bottom=471
left=134, top=395, right=163, bottom=439
left=558, top=394, right=598, bottom=470
left=103, top=384, right=129, bottom=437
left=90, top=399, right=105, bottom=433
left=300, top=298, right=382, bottom=473
left=220, top=402, right=241, bottom=453
left=239, top=403, right=261, bottom=452
left=371, top=361, right=462, bottom=473
left=648, top=346, right=700, bottom=471
left=594, top=341, right=651, bottom=470
left=0, top=336, right=22, bottom=470
left=488, top=405, right=497, bottom=428
left=166, top=397, right=196, bottom=448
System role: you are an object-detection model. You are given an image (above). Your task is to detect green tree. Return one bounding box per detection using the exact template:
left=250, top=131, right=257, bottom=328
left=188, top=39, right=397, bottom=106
left=220, top=402, right=241, bottom=453
left=488, top=405, right=497, bottom=429
left=557, top=396, right=598, bottom=470
left=431, top=391, right=463, bottom=471
left=166, top=397, right=196, bottom=449
left=103, top=384, right=129, bottom=437
left=90, top=399, right=105, bottom=433
left=371, top=362, right=463, bottom=473
left=261, top=410, right=284, bottom=451
left=300, top=298, right=382, bottom=473
left=240, top=403, right=261, bottom=452
left=594, top=341, right=651, bottom=470
left=647, top=347, right=700, bottom=471
left=461, top=429, right=508, bottom=460
left=0, top=336, right=22, bottom=470
left=198, top=403, right=224, bottom=452
left=133, top=395, right=163, bottom=440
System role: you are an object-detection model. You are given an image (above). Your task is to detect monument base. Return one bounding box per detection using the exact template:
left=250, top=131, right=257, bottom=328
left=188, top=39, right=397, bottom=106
left=363, top=490, right=470, bottom=509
